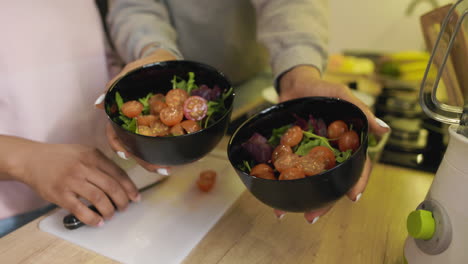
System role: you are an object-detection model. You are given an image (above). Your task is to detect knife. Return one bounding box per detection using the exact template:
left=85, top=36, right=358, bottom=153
left=63, top=176, right=168, bottom=230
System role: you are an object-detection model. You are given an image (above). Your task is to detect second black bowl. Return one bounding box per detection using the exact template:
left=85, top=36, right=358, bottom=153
left=227, top=97, right=368, bottom=212
left=104, top=60, right=234, bottom=166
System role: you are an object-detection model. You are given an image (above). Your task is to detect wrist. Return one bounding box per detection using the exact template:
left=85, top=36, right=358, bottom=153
left=278, top=65, right=321, bottom=94
left=139, top=42, right=181, bottom=60
left=0, top=136, right=37, bottom=183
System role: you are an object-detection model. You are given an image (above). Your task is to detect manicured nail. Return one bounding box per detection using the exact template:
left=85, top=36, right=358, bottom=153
left=97, top=219, right=104, bottom=227
left=277, top=213, right=285, bottom=221
left=376, top=118, right=390, bottom=129
left=353, top=193, right=362, bottom=203
left=117, top=151, right=128, bottom=160
left=308, top=216, right=320, bottom=224
left=94, top=93, right=105, bottom=106
left=156, top=168, right=170, bottom=176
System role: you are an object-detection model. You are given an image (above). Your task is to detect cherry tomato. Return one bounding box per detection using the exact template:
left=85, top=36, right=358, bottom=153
left=338, top=130, right=360, bottom=152
left=197, top=170, right=217, bottom=192
left=137, top=115, right=158, bottom=127
left=149, top=93, right=165, bottom=103
left=166, top=89, right=188, bottom=107
left=255, top=172, right=277, bottom=180
left=150, top=100, right=167, bottom=115
left=170, top=123, right=185, bottom=136
left=308, top=146, right=336, bottom=169
left=280, top=126, right=303, bottom=147
left=327, top=120, right=348, bottom=140
left=137, top=126, right=155, bottom=136
left=273, top=153, right=300, bottom=173
left=121, top=100, right=143, bottom=118
left=250, top=163, right=274, bottom=177
left=183, top=96, right=208, bottom=121
left=298, top=155, right=327, bottom=176
left=279, top=167, right=306, bottom=180
left=160, top=106, right=184, bottom=126
left=180, top=119, right=201, bottom=133
left=271, top=144, right=293, bottom=164
left=151, top=121, right=170, bottom=136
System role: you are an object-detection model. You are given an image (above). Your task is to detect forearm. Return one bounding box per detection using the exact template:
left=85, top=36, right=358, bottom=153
left=0, top=135, right=36, bottom=182
left=107, top=0, right=182, bottom=63
left=250, top=0, right=328, bottom=81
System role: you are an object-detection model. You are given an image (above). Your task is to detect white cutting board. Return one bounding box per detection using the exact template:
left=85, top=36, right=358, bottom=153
left=39, top=149, right=244, bottom=264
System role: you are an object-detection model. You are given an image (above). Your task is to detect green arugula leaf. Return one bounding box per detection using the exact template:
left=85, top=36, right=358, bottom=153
left=267, top=125, right=291, bottom=146
left=238, top=160, right=252, bottom=173
left=186, top=72, right=198, bottom=94
left=171, top=75, right=187, bottom=90
left=295, top=138, right=321, bottom=156
left=336, top=149, right=353, bottom=163
left=171, top=72, right=198, bottom=93
left=115, top=92, right=124, bottom=110
left=138, top=92, right=154, bottom=115
left=120, top=116, right=137, bottom=133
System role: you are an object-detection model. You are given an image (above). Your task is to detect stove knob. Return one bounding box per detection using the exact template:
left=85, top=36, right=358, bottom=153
left=407, top=209, right=435, bottom=240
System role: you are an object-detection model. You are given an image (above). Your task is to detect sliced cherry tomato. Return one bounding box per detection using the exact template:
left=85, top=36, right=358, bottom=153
left=151, top=121, right=170, bottom=136
left=273, top=153, right=300, bottom=173
left=280, top=126, right=303, bottom=147
left=338, top=130, right=360, bottom=152
left=121, top=100, right=143, bottom=118
left=183, top=96, right=208, bottom=121
left=137, top=126, right=155, bottom=137
left=197, top=170, right=217, bottom=192
left=271, top=144, right=293, bottom=164
left=255, top=172, right=277, bottom=180
left=150, top=100, right=168, bottom=115
left=327, top=120, right=348, bottom=140
left=170, top=123, right=185, bottom=136
left=250, top=163, right=274, bottom=177
left=166, top=89, right=188, bottom=107
left=279, top=167, right=306, bottom=180
left=160, top=106, right=184, bottom=126
left=298, top=155, right=327, bottom=176
left=308, top=146, right=336, bottom=169
left=180, top=119, right=201, bottom=133
left=137, top=115, right=158, bottom=127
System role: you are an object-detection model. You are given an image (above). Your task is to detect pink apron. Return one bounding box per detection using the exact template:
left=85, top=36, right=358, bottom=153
left=0, top=1, right=111, bottom=219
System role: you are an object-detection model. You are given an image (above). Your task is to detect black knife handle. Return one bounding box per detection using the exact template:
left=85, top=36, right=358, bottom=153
left=63, top=204, right=106, bottom=230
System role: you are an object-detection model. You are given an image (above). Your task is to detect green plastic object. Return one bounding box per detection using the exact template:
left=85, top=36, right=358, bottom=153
left=407, top=209, right=436, bottom=240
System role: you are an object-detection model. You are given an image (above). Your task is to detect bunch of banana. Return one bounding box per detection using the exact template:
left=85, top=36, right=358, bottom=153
left=378, top=51, right=436, bottom=82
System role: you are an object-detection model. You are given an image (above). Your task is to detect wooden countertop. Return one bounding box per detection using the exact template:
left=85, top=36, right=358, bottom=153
left=0, top=138, right=434, bottom=264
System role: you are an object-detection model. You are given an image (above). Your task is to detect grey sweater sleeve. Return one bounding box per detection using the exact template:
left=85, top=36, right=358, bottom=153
left=107, top=0, right=182, bottom=63
left=250, top=0, right=328, bottom=80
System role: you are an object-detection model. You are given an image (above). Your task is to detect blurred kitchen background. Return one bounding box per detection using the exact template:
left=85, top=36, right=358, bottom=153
left=229, top=0, right=468, bottom=173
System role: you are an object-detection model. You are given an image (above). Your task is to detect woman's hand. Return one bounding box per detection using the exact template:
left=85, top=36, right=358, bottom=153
left=96, top=48, right=177, bottom=172
left=275, top=65, right=390, bottom=223
left=10, top=139, right=140, bottom=227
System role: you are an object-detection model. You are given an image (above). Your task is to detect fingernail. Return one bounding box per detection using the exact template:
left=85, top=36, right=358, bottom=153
left=97, top=219, right=104, bottom=227
left=376, top=118, right=390, bottom=129
left=308, top=216, right=320, bottom=224
left=156, top=168, right=170, bottom=176
left=94, top=93, right=105, bottom=106
left=276, top=213, right=285, bottom=221
left=117, top=151, right=128, bottom=160
left=134, top=193, right=141, bottom=202
left=353, top=193, right=362, bottom=203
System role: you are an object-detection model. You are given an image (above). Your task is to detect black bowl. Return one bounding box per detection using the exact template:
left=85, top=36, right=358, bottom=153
left=227, top=97, right=368, bottom=212
left=104, top=60, right=234, bottom=166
